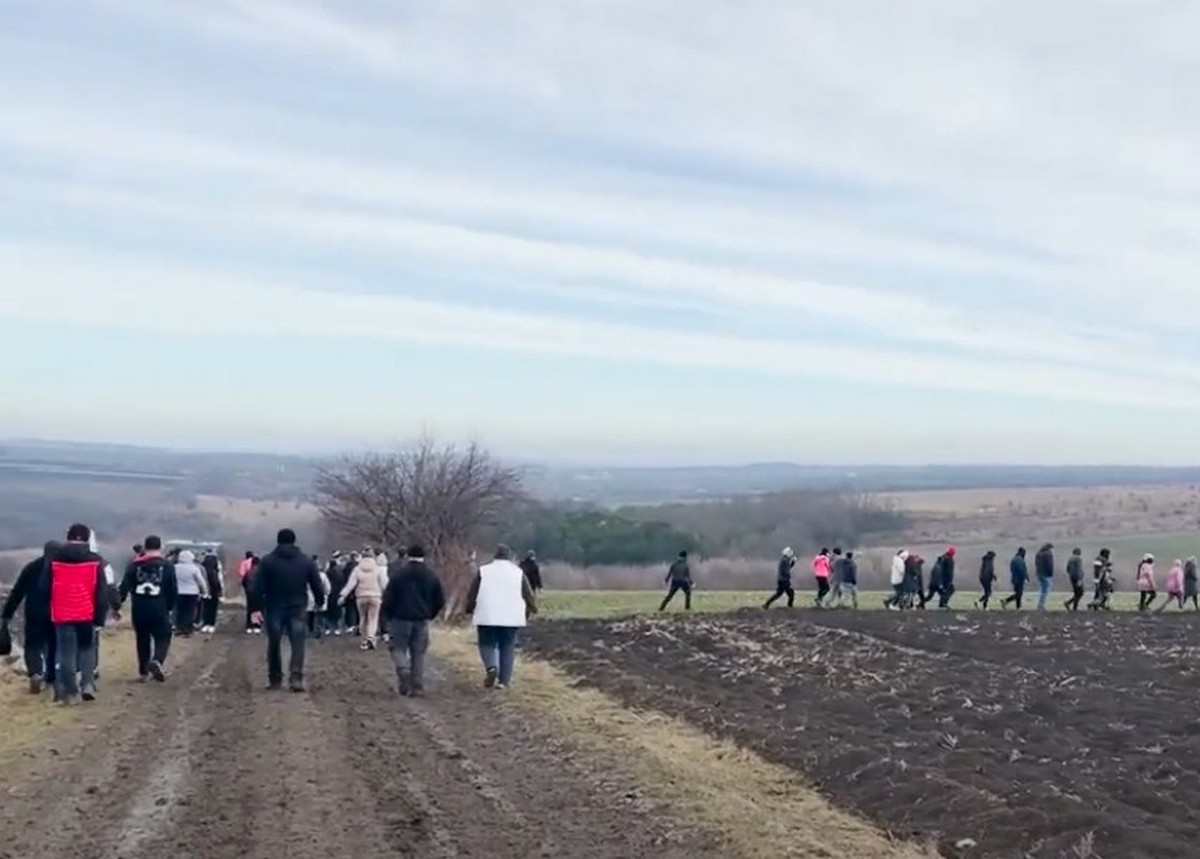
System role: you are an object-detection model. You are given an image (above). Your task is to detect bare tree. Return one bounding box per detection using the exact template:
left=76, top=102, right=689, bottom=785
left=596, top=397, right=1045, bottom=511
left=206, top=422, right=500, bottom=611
left=313, top=438, right=523, bottom=616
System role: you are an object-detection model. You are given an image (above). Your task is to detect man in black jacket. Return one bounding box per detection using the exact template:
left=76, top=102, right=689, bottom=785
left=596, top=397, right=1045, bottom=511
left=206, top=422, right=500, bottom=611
left=1064, top=548, right=1086, bottom=612
left=381, top=544, right=445, bottom=697
left=200, top=550, right=223, bottom=633
left=1, top=541, right=60, bottom=693
left=519, top=551, right=543, bottom=592
left=325, top=556, right=346, bottom=635
left=659, top=551, right=693, bottom=611
left=118, top=535, right=178, bottom=682
left=248, top=528, right=325, bottom=692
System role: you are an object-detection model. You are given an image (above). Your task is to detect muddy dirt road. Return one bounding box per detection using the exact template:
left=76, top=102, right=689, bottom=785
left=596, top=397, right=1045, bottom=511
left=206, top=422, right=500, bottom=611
left=0, top=629, right=724, bottom=859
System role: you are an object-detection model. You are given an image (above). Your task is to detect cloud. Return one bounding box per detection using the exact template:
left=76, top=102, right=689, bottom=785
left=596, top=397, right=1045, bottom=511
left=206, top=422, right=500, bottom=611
left=3, top=0, right=1199, bottom=458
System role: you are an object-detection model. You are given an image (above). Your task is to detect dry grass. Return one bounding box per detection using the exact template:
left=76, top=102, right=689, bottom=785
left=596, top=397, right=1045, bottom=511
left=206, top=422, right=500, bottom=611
left=433, top=629, right=938, bottom=859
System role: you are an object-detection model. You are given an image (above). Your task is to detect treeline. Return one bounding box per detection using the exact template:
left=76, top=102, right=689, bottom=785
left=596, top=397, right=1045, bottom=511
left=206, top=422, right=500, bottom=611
left=488, top=491, right=908, bottom=565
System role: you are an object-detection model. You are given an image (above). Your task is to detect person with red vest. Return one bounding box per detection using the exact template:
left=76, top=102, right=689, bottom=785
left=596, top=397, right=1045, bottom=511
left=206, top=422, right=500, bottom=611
left=46, top=523, right=110, bottom=704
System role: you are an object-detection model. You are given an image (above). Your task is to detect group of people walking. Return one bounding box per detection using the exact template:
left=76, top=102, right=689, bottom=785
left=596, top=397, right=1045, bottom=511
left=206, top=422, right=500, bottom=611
left=2, top=524, right=544, bottom=703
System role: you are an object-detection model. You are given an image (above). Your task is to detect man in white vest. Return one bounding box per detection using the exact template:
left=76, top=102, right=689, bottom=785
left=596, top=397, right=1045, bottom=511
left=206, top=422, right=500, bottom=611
left=464, top=544, right=538, bottom=689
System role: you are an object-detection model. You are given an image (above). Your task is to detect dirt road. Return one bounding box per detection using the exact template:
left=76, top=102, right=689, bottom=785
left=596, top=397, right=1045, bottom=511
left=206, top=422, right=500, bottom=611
left=0, top=628, right=725, bottom=859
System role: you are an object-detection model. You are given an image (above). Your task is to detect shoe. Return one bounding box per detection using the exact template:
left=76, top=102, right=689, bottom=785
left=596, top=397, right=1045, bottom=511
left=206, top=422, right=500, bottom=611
left=360, top=640, right=370, bottom=651
left=267, top=681, right=283, bottom=691
left=148, top=660, right=166, bottom=683
left=484, top=666, right=498, bottom=689
left=56, top=695, right=78, bottom=707
left=333, top=630, right=342, bottom=636
left=409, top=687, right=425, bottom=698
left=28, top=676, right=44, bottom=694
left=137, top=675, right=148, bottom=684
left=366, top=639, right=377, bottom=651
left=81, top=685, right=96, bottom=702
left=496, top=683, right=509, bottom=691
left=288, top=679, right=306, bottom=693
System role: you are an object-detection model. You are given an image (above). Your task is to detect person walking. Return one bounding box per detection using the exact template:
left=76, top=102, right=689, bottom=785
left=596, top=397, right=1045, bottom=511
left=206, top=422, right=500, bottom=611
left=1137, top=554, right=1158, bottom=611
left=884, top=549, right=908, bottom=610
left=325, top=556, right=346, bottom=635
left=1002, top=547, right=1028, bottom=610
left=811, top=548, right=832, bottom=608
left=172, top=550, right=208, bottom=637
left=46, top=524, right=110, bottom=704
left=1088, top=549, right=1115, bottom=611
left=975, top=550, right=997, bottom=609
left=1034, top=543, right=1055, bottom=612
left=118, top=536, right=177, bottom=682
left=247, top=529, right=326, bottom=692
left=341, top=552, right=361, bottom=635
left=238, top=552, right=261, bottom=634
left=1185, top=556, right=1199, bottom=610
left=339, top=551, right=388, bottom=650
left=382, top=544, right=445, bottom=696
left=930, top=546, right=957, bottom=609
left=841, top=551, right=860, bottom=609
left=520, top=551, right=543, bottom=592
left=307, top=558, right=331, bottom=639
left=1064, top=548, right=1086, bottom=611
left=828, top=547, right=845, bottom=608
left=465, top=545, right=537, bottom=690
left=1, top=540, right=60, bottom=694
left=764, top=547, right=796, bottom=609
left=1158, top=560, right=1185, bottom=612
left=659, top=551, right=693, bottom=611
left=199, top=550, right=223, bottom=634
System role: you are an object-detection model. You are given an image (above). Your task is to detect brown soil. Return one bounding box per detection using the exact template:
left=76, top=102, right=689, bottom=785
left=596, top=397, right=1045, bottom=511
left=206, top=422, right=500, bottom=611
left=0, top=625, right=727, bottom=859
left=528, top=610, right=1200, bottom=859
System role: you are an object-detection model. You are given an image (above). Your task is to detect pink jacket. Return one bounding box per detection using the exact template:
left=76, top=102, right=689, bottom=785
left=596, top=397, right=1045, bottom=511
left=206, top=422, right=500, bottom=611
left=812, top=554, right=831, bottom=579
left=1137, top=561, right=1156, bottom=592
left=1166, top=564, right=1184, bottom=595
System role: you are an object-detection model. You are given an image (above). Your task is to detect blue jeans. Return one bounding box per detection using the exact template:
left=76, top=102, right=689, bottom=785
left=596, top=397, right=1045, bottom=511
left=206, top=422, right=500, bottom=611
left=476, top=625, right=518, bottom=686
left=265, top=606, right=308, bottom=685
left=1036, top=576, right=1053, bottom=611
left=54, top=623, right=97, bottom=699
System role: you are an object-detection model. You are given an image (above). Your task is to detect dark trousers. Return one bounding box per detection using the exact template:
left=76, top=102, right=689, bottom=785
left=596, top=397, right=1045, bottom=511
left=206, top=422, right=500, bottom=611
left=815, top=577, right=830, bottom=605
left=937, top=581, right=955, bottom=609
left=659, top=581, right=692, bottom=611
left=201, top=597, right=219, bottom=628
left=1002, top=581, right=1025, bottom=609
left=307, top=610, right=325, bottom=638
left=54, top=622, right=97, bottom=699
left=132, top=601, right=172, bottom=675
left=325, top=601, right=343, bottom=632
left=23, top=617, right=56, bottom=683
left=1065, top=580, right=1085, bottom=611
left=764, top=581, right=795, bottom=608
left=343, top=599, right=360, bottom=631
left=265, top=606, right=307, bottom=686
left=476, top=625, right=518, bottom=686
left=243, top=583, right=261, bottom=631
left=1139, top=590, right=1158, bottom=611
left=388, top=619, right=430, bottom=691
left=175, top=595, right=199, bottom=635
left=978, top=580, right=994, bottom=608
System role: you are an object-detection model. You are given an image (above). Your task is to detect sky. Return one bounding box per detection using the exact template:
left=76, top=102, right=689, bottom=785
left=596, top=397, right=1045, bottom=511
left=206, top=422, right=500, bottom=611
left=2, top=1, right=1199, bottom=466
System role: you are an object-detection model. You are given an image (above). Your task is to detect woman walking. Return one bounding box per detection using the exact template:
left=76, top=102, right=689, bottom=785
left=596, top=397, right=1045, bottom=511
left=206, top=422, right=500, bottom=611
left=1158, top=560, right=1185, bottom=612
left=811, top=548, right=832, bottom=608
left=1137, top=554, right=1158, bottom=611
left=339, top=552, right=388, bottom=649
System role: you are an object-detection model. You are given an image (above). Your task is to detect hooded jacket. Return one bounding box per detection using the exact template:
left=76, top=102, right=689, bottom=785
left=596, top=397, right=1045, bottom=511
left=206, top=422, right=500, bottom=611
left=1166, top=562, right=1184, bottom=596
left=890, top=552, right=908, bottom=586
left=519, top=556, right=543, bottom=591
left=811, top=553, right=831, bottom=580
left=778, top=553, right=796, bottom=584
left=1137, top=559, right=1157, bottom=592
left=340, top=554, right=388, bottom=602
left=250, top=543, right=325, bottom=612
left=2, top=541, right=59, bottom=624
left=381, top=558, right=446, bottom=622
left=1034, top=545, right=1055, bottom=580
left=1010, top=551, right=1028, bottom=585
left=46, top=540, right=110, bottom=625
left=119, top=552, right=179, bottom=611
left=1067, top=552, right=1084, bottom=584
left=174, top=551, right=209, bottom=598
left=201, top=552, right=223, bottom=599
left=1185, top=558, right=1198, bottom=589
left=979, top=552, right=996, bottom=584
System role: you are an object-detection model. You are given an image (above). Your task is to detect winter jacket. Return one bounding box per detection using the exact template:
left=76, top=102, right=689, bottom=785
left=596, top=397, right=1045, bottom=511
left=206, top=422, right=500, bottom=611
left=340, top=554, right=388, bottom=602
left=382, top=558, right=446, bottom=622
left=46, top=540, right=110, bottom=625
left=519, top=557, right=543, bottom=591
left=325, top=561, right=346, bottom=606
left=248, top=544, right=325, bottom=613
left=979, top=553, right=996, bottom=585
left=465, top=559, right=537, bottom=627
left=1067, top=554, right=1084, bottom=584
left=778, top=555, right=796, bottom=584
left=666, top=559, right=692, bottom=585
left=842, top=557, right=858, bottom=586
left=939, top=553, right=955, bottom=587
left=1137, top=561, right=1157, bottom=592
left=174, top=552, right=209, bottom=598
left=201, top=553, right=223, bottom=599
left=890, top=553, right=907, bottom=587
left=1166, top=563, right=1184, bottom=596
left=1093, top=556, right=1114, bottom=592
left=811, top=554, right=831, bottom=580
left=307, top=570, right=331, bottom=612
left=1185, top=559, right=1198, bottom=596
left=1010, top=552, right=1028, bottom=585
left=1035, top=546, right=1055, bottom=581
left=2, top=542, right=59, bottom=624
left=237, top=556, right=254, bottom=583
left=119, top=552, right=178, bottom=611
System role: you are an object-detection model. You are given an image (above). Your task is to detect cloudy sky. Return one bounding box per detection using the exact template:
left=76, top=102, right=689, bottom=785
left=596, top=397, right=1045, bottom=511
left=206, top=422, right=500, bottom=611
left=2, top=1, right=1198, bottom=465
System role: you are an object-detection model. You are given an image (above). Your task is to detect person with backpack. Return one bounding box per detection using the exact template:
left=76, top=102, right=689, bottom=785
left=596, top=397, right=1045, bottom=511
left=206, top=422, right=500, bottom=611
left=1088, top=549, right=1115, bottom=611
left=764, top=547, right=796, bottom=609
left=1, top=541, right=60, bottom=694
left=118, top=536, right=178, bottom=682
left=1064, top=548, right=1086, bottom=611
left=659, top=551, right=693, bottom=611
left=46, top=524, right=111, bottom=704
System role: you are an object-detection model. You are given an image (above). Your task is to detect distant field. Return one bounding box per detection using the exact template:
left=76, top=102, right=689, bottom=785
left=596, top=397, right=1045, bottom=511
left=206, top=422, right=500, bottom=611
left=536, top=588, right=1161, bottom=619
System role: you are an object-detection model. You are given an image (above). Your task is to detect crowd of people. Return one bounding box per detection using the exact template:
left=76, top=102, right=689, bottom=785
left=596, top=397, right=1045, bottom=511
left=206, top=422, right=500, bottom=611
left=1, top=524, right=544, bottom=704
left=752, top=544, right=1200, bottom=613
